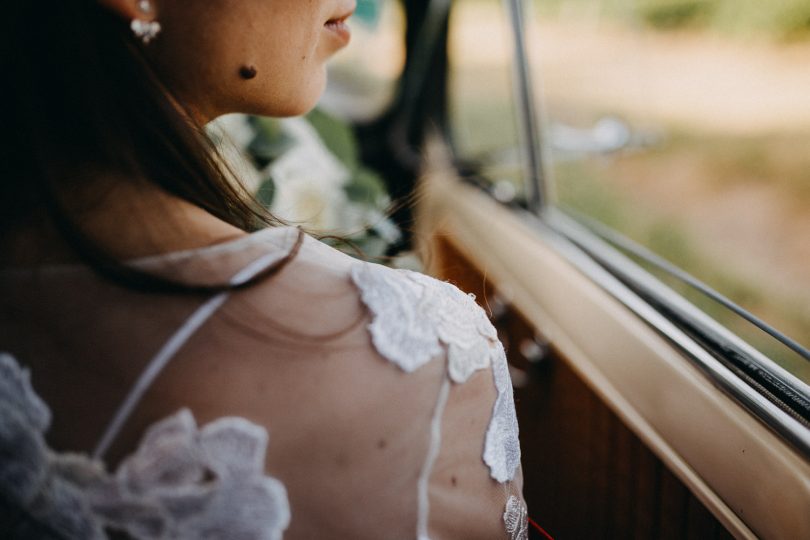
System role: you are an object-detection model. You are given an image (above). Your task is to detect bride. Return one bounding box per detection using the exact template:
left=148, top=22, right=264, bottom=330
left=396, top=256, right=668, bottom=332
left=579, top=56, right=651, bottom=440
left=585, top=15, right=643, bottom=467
left=0, top=1, right=526, bottom=538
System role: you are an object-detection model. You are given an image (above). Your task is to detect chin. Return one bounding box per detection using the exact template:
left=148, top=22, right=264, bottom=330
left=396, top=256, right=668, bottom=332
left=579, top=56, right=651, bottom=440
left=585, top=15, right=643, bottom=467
left=274, top=98, right=321, bottom=118
left=261, top=72, right=327, bottom=118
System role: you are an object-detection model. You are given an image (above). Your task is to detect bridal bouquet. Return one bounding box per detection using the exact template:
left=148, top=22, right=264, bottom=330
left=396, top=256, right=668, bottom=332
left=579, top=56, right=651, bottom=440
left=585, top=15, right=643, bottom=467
left=209, top=110, right=401, bottom=258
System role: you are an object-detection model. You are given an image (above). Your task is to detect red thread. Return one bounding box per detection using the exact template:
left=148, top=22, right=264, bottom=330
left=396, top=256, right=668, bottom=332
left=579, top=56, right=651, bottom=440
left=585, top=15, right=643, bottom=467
left=528, top=516, right=554, bottom=540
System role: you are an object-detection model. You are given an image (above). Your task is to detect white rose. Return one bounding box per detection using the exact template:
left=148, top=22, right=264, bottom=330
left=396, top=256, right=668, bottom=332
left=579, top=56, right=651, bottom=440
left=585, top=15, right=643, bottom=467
left=268, top=118, right=352, bottom=231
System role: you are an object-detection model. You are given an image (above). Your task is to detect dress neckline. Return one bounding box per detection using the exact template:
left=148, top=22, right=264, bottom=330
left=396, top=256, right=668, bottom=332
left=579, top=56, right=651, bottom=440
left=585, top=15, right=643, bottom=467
left=127, top=226, right=298, bottom=266
left=0, top=226, right=300, bottom=274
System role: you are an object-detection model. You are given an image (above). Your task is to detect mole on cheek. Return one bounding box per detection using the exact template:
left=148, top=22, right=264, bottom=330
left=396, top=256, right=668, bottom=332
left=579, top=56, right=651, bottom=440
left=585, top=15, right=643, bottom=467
left=239, top=65, right=258, bottom=79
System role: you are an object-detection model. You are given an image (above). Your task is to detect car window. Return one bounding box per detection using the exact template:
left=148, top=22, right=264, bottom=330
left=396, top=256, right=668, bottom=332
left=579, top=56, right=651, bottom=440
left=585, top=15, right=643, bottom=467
left=320, top=0, right=407, bottom=122
left=447, top=0, right=526, bottom=204
left=524, top=0, right=810, bottom=382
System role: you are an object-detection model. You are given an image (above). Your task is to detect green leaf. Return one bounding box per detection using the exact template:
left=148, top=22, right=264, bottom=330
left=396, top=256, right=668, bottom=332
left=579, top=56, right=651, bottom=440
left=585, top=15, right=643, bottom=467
left=256, top=177, right=276, bottom=207
left=249, top=116, right=283, bottom=139
left=306, top=108, right=359, bottom=170
left=245, top=116, right=295, bottom=166
left=248, top=132, right=295, bottom=166
left=344, top=168, right=388, bottom=205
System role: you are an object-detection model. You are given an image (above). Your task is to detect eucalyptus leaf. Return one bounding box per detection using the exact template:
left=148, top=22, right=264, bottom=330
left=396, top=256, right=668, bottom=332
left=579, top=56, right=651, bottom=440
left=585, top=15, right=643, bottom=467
left=248, top=133, right=295, bottom=166
left=345, top=168, right=387, bottom=204
left=248, top=116, right=284, bottom=138
left=306, top=108, right=359, bottom=170
left=256, top=177, right=276, bottom=207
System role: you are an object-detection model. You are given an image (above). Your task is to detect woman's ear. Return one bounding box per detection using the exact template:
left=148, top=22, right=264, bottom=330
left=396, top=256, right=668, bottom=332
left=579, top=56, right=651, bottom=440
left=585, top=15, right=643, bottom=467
left=97, top=0, right=158, bottom=22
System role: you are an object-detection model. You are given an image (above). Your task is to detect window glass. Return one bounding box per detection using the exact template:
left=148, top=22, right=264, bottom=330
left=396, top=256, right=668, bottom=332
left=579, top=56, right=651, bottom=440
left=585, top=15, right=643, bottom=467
left=528, top=0, right=810, bottom=380
left=320, top=0, right=407, bottom=122
left=448, top=0, right=526, bottom=203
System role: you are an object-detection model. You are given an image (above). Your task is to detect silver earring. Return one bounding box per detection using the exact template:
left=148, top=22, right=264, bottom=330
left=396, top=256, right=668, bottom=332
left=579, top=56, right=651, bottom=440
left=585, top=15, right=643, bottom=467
left=131, top=0, right=161, bottom=44
left=131, top=19, right=161, bottom=44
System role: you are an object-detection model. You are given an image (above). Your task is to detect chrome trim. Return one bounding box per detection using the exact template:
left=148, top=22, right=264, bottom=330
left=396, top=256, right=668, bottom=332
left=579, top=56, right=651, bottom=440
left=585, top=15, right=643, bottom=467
left=564, top=207, right=810, bottom=362
left=517, top=206, right=810, bottom=458
left=503, top=0, right=547, bottom=212
left=547, top=208, right=810, bottom=418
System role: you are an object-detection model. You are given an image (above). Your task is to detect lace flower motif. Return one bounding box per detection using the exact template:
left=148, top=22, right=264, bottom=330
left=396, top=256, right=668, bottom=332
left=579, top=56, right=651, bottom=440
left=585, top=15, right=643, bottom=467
left=0, top=353, right=105, bottom=539
left=485, top=342, right=522, bottom=483
left=504, top=495, right=529, bottom=540
left=351, top=262, right=521, bottom=483
left=0, top=353, right=290, bottom=540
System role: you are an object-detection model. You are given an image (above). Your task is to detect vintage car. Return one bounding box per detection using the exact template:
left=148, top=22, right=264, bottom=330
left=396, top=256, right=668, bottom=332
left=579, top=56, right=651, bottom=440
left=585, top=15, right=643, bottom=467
left=308, top=0, right=810, bottom=537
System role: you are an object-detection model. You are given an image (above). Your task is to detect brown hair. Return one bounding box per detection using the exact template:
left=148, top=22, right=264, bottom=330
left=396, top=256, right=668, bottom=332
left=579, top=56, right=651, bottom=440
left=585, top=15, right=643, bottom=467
left=1, top=1, right=288, bottom=293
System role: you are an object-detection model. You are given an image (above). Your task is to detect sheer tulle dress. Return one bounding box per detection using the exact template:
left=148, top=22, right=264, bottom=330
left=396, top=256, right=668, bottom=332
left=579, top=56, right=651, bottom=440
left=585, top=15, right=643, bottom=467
left=0, top=225, right=527, bottom=539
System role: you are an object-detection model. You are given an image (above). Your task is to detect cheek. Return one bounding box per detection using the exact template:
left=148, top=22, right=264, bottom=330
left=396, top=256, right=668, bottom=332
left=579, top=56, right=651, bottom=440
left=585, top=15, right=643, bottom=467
left=246, top=28, right=327, bottom=116
left=252, top=66, right=327, bottom=117
left=151, top=2, right=329, bottom=119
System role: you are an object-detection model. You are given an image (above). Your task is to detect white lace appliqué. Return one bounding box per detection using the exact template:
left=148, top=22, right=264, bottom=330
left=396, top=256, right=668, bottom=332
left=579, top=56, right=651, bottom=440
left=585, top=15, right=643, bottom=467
left=350, top=262, right=521, bottom=483
left=504, top=495, right=529, bottom=540
left=0, top=353, right=290, bottom=540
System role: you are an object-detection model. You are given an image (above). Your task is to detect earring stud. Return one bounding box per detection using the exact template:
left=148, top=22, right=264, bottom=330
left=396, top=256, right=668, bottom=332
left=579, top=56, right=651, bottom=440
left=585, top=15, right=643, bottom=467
left=131, top=19, right=162, bottom=44
left=131, top=0, right=160, bottom=44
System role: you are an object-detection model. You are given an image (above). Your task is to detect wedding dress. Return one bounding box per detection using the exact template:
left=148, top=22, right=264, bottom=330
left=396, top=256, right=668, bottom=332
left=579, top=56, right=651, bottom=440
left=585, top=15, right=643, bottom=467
left=0, top=226, right=527, bottom=539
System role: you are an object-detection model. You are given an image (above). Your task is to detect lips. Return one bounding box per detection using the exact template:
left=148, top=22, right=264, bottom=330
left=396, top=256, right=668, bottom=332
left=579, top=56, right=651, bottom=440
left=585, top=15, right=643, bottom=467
left=325, top=12, right=352, bottom=27
left=326, top=1, right=357, bottom=26
left=324, top=3, right=356, bottom=46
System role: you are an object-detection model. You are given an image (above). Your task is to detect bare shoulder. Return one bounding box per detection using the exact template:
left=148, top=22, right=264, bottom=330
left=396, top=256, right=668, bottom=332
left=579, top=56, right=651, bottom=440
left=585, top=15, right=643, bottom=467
left=349, top=259, right=522, bottom=483
left=101, top=234, right=525, bottom=538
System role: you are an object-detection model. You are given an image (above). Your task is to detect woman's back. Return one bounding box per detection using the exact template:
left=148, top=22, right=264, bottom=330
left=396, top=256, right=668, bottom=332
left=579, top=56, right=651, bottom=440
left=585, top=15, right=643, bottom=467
left=0, top=226, right=525, bottom=539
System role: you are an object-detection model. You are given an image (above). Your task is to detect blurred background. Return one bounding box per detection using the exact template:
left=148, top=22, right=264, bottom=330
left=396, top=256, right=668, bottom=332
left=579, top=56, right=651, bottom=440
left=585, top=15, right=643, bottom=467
left=447, top=0, right=810, bottom=382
